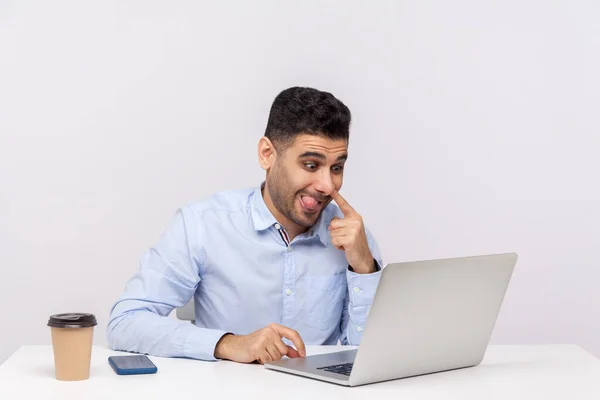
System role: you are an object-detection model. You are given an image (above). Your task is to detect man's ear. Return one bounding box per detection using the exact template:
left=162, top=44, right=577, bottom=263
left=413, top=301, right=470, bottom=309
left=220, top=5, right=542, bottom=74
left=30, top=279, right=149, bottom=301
left=258, top=137, right=278, bottom=170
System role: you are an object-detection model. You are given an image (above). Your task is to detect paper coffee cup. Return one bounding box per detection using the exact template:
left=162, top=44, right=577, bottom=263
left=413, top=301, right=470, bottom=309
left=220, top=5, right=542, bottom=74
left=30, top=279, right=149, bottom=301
left=47, top=313, right=97, bottom=381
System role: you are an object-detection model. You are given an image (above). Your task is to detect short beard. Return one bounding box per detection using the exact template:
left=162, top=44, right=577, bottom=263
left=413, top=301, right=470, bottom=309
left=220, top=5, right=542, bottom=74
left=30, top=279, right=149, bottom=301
left=267, top=164, right=315, bottom=228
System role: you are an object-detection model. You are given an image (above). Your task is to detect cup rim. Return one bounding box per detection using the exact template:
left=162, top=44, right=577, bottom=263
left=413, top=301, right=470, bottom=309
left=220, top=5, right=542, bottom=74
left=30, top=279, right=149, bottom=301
left=48, top=313, right=97, bottom=328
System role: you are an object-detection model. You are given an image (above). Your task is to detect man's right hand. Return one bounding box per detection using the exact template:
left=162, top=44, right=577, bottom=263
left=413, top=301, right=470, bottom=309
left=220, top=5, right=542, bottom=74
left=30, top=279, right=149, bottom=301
left=214, top=323, right=306, bottom=364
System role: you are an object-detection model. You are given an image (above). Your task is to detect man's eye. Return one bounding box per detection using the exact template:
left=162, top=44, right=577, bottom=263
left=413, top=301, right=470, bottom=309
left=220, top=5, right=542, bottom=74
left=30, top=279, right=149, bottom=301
left=304, top=163, right=318, bottom=170
left=332, top=165, right=344, bottom=173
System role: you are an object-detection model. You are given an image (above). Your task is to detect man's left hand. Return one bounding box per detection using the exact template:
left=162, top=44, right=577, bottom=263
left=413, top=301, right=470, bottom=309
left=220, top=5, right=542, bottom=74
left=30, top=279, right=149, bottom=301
left=328, top=190, right=376, bottom=274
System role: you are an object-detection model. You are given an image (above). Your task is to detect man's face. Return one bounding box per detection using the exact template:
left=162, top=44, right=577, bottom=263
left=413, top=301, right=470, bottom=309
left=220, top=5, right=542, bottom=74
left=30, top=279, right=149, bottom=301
left=266, top=134, right=348, bottom=228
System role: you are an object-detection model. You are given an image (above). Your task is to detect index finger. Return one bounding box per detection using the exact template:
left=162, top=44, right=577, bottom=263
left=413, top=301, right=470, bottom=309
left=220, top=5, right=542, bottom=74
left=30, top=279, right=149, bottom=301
left=275, top=325, right=306, bottom=357
left=331, top=190, right=356, bottom=216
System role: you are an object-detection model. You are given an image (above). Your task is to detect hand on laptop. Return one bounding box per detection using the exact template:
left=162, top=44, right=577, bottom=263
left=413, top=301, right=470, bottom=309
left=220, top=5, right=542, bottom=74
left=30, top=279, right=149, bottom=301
left=214, top=323, right=306, bottom=364
left=329, top=190, right=375, bottom=274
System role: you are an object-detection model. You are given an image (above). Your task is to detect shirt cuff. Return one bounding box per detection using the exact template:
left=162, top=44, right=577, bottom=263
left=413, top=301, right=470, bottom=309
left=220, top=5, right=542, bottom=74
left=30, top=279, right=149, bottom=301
left=180, top=325, right=231, bottom=361
left=345, top=266, right=382, bottom=344
left=346, top=266, right=382, bottom=308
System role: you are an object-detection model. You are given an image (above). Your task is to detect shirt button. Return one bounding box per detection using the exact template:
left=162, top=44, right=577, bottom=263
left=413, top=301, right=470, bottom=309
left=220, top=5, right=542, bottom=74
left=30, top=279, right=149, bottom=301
left=287, top=247, right=293, bottom=252
left=353, top=287, right=361, bottom=294
left=275, top=224, right=281, bottom=230
left=357, top=326, right=363, bottom=333
left=285, top=288, right=292, bottom=296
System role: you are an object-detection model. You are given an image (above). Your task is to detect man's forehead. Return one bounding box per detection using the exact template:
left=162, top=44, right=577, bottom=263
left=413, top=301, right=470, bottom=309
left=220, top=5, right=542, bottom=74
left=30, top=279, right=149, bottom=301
left=291, top=134, right=348, bottom=155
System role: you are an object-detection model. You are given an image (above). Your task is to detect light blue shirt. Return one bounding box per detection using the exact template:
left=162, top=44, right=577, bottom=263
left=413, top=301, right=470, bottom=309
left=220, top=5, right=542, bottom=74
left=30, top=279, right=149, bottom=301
left=107, top=184, right=383, bottom=361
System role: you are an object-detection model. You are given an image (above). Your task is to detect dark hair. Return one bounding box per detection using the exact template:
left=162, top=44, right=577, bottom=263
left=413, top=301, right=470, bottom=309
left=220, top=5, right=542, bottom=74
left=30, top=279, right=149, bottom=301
left=264, top=87, right=351, bottom=148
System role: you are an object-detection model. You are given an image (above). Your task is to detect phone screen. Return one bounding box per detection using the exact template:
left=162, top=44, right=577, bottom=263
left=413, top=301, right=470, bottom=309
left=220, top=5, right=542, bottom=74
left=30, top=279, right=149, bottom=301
left=110, top=355, right=157, bottom=371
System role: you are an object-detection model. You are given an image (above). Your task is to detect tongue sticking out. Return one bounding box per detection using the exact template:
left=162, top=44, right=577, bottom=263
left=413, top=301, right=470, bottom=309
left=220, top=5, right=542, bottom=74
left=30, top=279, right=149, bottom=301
left=301, top=196, right=320, bottom=212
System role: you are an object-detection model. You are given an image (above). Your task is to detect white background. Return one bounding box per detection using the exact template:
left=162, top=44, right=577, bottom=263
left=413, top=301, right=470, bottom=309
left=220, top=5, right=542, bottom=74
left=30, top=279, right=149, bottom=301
left=1, top=0, right=598, bottom=363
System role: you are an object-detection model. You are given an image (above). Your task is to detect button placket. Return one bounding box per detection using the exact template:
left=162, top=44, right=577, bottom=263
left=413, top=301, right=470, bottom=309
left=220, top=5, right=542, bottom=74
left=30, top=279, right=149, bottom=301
left=281, top=248, right=296, bottom=324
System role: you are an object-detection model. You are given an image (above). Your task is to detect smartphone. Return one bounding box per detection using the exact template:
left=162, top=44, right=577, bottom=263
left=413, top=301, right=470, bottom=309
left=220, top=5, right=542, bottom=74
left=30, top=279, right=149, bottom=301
left=108, top=355, right=158, bottom=375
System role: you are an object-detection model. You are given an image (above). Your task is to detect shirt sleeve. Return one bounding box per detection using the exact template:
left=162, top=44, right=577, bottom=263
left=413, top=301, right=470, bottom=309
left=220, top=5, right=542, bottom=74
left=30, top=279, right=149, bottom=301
left=339, top=226, right=383, bottom=345
left=106, top=207, right=229, bottom=361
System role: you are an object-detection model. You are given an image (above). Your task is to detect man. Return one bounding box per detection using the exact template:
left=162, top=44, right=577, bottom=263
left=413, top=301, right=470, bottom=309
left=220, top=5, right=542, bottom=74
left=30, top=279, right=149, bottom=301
left=107, top=86, right=383, bottom=364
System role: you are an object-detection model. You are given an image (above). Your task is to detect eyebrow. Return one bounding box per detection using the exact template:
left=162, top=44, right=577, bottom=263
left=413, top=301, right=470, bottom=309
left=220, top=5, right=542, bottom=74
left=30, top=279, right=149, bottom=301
left=298, top=151, right=348, bottom=162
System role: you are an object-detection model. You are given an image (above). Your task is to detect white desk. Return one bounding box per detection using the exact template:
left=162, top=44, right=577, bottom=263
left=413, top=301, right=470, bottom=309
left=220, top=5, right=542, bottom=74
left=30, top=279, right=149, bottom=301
left=1, top=345, right=599, bottom=399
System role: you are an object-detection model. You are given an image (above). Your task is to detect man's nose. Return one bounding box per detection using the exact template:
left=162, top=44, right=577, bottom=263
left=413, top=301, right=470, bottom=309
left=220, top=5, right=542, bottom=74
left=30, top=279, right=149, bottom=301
left=314, top=171, right=335, bottom=196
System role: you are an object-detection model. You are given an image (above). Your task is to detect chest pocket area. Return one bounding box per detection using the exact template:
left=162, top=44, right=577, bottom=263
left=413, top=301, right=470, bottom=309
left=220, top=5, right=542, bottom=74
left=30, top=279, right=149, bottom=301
left=302, top=272, right=347, bottom=331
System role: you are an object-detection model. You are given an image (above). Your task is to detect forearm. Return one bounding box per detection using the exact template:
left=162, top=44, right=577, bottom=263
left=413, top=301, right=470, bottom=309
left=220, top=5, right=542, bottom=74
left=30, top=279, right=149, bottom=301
left=341, top=265, right=382, bottom=345
left=107, top=301, right=229, bottom=361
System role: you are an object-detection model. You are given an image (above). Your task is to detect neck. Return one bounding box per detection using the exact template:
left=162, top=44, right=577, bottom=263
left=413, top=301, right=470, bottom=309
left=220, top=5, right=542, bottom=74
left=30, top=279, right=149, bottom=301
left=261, top=184, right=308, bottom=241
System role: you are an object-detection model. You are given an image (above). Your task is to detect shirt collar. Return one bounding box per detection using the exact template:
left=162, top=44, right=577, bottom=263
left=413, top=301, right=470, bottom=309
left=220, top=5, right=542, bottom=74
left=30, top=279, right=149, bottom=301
left=309, top=210, right=331, bottom=247
left=249, top=183, right=278, bottom=231
left=249, top=183, right=329, bottom=247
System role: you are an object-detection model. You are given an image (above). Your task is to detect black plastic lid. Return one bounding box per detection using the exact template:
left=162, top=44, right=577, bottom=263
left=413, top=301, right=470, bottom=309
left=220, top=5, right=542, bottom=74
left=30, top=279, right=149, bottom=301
left=47, top=313, right=97, bottom=328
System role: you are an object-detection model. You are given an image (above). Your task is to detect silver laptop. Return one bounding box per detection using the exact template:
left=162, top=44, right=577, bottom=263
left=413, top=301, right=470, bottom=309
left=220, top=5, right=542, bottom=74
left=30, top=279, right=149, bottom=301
left=265, top=252, right=518, bottom=386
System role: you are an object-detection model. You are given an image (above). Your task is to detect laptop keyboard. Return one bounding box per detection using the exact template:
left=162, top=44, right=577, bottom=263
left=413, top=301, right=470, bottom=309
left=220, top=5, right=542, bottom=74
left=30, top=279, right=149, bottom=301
left=317, top=362, right=354, bottom=376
